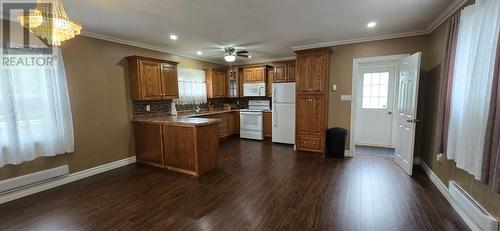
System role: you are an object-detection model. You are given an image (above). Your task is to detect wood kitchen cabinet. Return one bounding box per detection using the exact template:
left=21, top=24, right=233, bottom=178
left=243, top=66, right=266, bottom=83
left=295, top=48, right=331, bottom=154
left=263, top=111, right=272, bottom=138
left=227, top=68, right=239, bottom=98
left=206, top=68, right=228, bottom=98
left=297, top=52, right=328, bottom=94
left=296, top=95, right=325, bottom=135
left=197, top=111, right=239, bottom=139
left=239, top=69, right=244, bottom=97
left=267, top=68, right=274, bottom=97
left=126, top=56, right=179, bottom=101
left=273, top=60, right=296, bottom=83
left=134, top=121, right=219, bottom=176
left=133, top=122, right=164, bottom=167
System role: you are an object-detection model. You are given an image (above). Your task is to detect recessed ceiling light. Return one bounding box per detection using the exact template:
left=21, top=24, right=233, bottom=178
left=169, top=34, right=178, bottom=40
left=248, top=55, right=252, bottom=59
left=367, top=22, right=377, bottom=28
left=197, top=51, right=203, bottom=55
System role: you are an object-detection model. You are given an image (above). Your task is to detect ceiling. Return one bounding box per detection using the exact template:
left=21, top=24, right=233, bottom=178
left=63, top=0, right=458, bottom=64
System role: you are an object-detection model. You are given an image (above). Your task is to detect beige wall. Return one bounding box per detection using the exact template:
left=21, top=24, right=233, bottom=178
left=0, top=35, right=222, bottom=180
left=419, top=19, right=500, bottom=220
left=328, top=35, right=431, bottom=146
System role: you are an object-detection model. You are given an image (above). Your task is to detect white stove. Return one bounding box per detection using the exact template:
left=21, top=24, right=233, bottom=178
left=240, top=100, right=270, bottom=140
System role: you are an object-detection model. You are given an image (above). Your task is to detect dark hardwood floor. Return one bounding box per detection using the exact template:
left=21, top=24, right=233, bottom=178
left=0, top=138, right=468, bottom=231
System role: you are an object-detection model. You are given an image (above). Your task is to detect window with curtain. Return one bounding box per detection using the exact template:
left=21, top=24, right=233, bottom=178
left=446, top=0, right=500, bottom=180
left=0, top=48, right=74, bottom=167
left=177, top=68, right=207, bottom=105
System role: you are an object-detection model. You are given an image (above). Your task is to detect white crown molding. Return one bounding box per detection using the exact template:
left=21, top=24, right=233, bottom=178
left=0, top=156, right=136, bottom=204
left=291, top=30, right=428, bottom=51
left=81, top=31, right=228, bottom=66
left=426, top=0, right=468, bottom=33
left=292, top=0, right=467, bottom=51
left=3, top=0, right=467, bottom=64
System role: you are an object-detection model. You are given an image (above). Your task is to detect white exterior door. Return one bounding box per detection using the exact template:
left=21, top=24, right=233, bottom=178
left=354, top=65, right=396, bottom=147
left=394, top=53, right=421, bottom=175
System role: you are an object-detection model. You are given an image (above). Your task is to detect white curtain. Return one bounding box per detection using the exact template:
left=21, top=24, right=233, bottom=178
left=0, top=48, right=74, bottom=167
left=447, top=0, right=500, bottom=179
left=177, top=68, right=207, bottom=105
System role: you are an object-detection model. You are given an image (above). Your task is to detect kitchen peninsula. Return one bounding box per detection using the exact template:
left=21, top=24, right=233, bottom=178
left=133, top=116, right=219, bottom=176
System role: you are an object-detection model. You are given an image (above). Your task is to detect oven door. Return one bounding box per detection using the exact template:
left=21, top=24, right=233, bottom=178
left=240, top=111, right=264, bottom=140
left=240, top=112, right=263, bottom=131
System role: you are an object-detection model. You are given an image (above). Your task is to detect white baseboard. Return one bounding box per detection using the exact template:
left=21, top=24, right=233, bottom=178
left=345, top=150, right=354, bottom=157
left=0, top=156, right=136, bottom=204
left=417, top=158, right=483, bottom=231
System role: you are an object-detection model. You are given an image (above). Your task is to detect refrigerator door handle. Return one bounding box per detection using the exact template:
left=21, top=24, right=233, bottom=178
left=272, top=87, right=276, bottom=102
left=273, top=105, right=278, bottom=127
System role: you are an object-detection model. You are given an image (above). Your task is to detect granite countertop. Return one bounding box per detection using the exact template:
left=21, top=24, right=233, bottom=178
left=181, top=109, right=240, bottom=118
left=133, top=110, right=240, bottom=126
left=133, top=116, right=219, bottom=127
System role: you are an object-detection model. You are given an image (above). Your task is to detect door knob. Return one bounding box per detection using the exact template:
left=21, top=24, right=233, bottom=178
left=387, top=111, right=393, bottom=115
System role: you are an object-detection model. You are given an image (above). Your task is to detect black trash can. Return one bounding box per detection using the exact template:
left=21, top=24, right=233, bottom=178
left=326, top=128, right=348, bottom=158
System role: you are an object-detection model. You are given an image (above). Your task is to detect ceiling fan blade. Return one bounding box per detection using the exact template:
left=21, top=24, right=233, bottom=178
left=236, top=50, right=249, bottom=54
left=237, top=54, right=250, bottom=58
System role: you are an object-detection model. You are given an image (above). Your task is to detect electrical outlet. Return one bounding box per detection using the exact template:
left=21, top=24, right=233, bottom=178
left=146, top=105, right=151, bottom=112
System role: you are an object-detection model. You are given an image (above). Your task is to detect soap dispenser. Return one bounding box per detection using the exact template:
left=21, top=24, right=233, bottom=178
left=170, top=101, right=178, bottom=116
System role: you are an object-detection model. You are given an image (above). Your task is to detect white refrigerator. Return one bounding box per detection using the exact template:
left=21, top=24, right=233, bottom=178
left=272, top=82, right=296, bottom=144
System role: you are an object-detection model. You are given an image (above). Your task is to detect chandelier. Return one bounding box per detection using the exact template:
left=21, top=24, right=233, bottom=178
left=17, top=0, right=82, bottom=46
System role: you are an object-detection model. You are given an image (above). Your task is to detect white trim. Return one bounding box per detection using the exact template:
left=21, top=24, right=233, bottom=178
left=345, top=150, right=354, bottom=157
left=292, top=31, right=428, bottom=51
left=417, top=158, right=484, bottom=231
left=80, top=32, right=227, bottom=65
left=0, top=165, right=69, bottom=194
left=426, top=0, right=468, bottom=33
left=350, top=54, right=409, bottom=156
left=292, top=0, right=467, bottom=51
left=0, top=156, right=136, bottom=204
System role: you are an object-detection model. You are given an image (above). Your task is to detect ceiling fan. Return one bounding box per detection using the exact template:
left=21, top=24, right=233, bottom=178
left=223, top=47, right=251, bottom=62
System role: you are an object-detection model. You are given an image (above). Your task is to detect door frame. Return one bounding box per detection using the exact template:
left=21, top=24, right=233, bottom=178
left=349, top=54, right=409, bottom=156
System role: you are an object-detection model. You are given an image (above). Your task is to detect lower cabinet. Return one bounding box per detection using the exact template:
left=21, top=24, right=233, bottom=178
left=134, top=121, right=219, bottom=176
left=133, top=122, right=164, bottom=167
left=263, top=111, right=272, bottom=138
left=297, top=135, right=323, bottom=152
left=162, top=125, right=196, bottom=173
left=197, top=111, right=239, bottom=139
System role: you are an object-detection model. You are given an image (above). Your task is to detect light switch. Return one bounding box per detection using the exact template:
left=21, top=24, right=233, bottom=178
left=341, top=95, right=352, bottom=101
left=331, top=84, right=337, bottom=92
left=146, top=105, right=151, bottom=112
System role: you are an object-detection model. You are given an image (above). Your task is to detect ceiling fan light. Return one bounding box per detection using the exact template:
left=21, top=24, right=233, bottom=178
left=224, top=55, right=236, bottom=62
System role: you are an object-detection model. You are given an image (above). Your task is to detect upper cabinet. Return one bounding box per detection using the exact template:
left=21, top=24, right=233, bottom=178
left=206, top=68, right=228, bottom=98
left=126, top=56, right=179, bottom=101
left=267, top=67, right=274, bottom=97
left=243, top=66, right=266, bottom=83
left=296, top=51, right=329, bottom=95
left=273, top=60, right=296, bottom=83
left=227, top=68, right=239, bottom=98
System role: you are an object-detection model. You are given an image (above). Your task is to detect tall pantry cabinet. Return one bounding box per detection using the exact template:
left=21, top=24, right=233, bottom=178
left=295, top=48, right=331, bottom=154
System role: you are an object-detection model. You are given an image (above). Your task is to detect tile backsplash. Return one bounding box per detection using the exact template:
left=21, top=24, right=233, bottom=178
left=132, top=100, right=210, bottom=117
left=132, top=100, right=172, bottom=117
left=132, top=97, right=270, bottom=118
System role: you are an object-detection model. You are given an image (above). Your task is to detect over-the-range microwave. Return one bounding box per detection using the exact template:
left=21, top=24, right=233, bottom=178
left=243, top=83, right=266, bottom=97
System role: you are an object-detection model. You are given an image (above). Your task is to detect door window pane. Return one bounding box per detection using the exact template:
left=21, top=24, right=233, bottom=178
left=362, top=72, right=390, bottom=109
